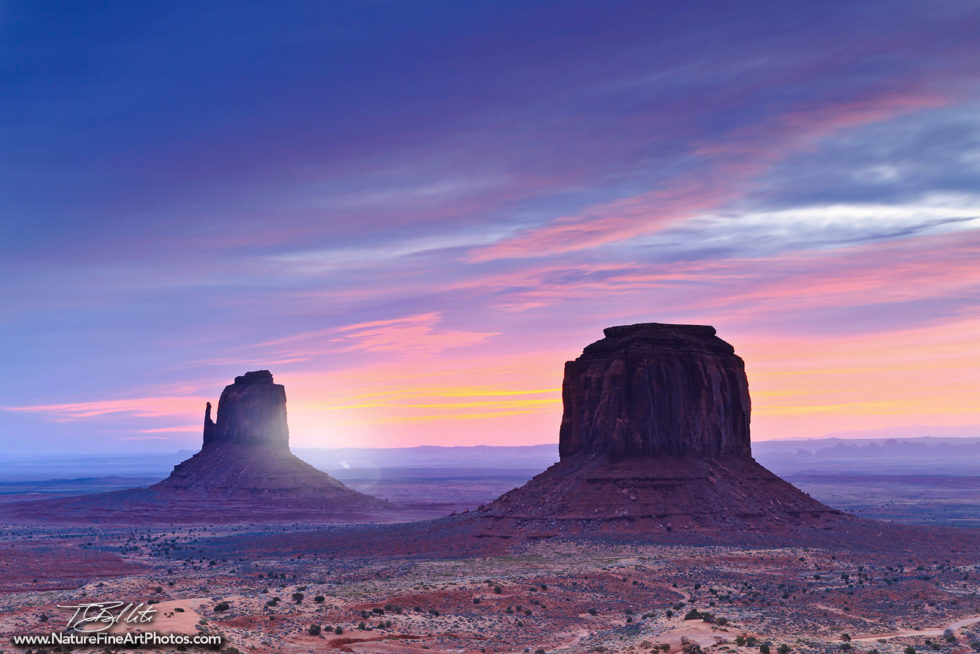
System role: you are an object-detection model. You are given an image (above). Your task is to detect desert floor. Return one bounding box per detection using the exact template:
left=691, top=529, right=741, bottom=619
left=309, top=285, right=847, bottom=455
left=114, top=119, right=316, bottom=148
left=1, top=519, right=979, bottom=654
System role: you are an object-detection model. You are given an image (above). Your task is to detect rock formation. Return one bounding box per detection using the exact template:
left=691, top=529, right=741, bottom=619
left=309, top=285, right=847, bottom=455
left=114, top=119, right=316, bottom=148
left=559, top=323, right=751, bottom=460
left=202, top=370, right=288, bottom=450
left=145, top=370, right=386, bottom=514
left=475, top=323, right=845, bottom=534
left=3, top=370, right=388, bottom=523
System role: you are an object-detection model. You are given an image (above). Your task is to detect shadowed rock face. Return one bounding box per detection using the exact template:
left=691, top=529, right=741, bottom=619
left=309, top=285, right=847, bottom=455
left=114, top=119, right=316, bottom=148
left=203, top=370, right=289, bottom=451
left=559, top=323, right=751, bottom=460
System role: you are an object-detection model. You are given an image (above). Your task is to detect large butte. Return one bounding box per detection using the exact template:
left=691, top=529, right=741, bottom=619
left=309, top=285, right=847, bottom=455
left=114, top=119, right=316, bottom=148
left=474, top=323, right=845, bottom=534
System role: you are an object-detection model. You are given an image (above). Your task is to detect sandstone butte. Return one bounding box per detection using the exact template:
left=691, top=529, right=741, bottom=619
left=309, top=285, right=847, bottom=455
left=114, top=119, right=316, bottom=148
left=0, top=370, right=388, bottom=523
left=471, top=323, right=846, bottom=534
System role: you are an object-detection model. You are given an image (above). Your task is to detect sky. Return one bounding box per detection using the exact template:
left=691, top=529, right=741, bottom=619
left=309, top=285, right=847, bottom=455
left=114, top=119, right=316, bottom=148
left=2, top=1, right=979, bottom=456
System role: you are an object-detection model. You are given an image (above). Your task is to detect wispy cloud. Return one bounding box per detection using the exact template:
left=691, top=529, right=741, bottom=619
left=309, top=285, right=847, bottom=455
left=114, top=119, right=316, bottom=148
left=470, top=89, right=953, bottom=262
left=4, top=396, right=207, bottom=421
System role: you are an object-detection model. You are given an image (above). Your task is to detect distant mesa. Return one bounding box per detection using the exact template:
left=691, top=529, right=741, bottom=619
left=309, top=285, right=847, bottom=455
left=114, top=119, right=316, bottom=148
left=2, top=370, right=388, bottom=524
left=473, top=323, right=846, bottom=534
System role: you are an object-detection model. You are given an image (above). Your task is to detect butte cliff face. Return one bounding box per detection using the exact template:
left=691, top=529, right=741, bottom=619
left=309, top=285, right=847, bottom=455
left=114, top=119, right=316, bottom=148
left=477, top=323, right=845, bottom=535
left=559, top=323, right=751, bottom=460
left=202, top=370, right=289, bottom=450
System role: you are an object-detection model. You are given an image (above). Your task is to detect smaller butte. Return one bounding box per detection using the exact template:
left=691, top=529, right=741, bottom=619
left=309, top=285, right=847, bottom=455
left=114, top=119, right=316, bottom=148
left=2, top=370, right=388, bottom=524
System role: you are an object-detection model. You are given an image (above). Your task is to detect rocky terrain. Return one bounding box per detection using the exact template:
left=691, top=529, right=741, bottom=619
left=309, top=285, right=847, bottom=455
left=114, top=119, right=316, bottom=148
left=3, top=523, right=979, bottom=654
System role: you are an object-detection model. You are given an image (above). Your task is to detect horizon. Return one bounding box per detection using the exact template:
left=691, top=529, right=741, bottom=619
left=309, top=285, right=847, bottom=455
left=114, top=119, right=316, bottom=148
left=3, top=2, right=980, bottom=456
left=2, top=432, right=979, bottom=464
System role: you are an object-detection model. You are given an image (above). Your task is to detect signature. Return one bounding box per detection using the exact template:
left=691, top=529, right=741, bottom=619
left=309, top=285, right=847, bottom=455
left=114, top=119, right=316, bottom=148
left=56, top=602, right=157, bottom=633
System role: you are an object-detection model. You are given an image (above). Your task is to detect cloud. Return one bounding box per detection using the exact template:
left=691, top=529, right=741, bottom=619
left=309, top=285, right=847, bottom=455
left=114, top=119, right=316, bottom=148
left=255, top=312, right=498, bottom=362
left=469, top=87, right=954, bottom=262
left=3, top=396, right=207, bottom=421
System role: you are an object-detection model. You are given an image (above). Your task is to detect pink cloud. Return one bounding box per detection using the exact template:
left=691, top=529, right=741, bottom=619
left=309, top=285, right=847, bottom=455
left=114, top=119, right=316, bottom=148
left=469, top=179, right=731, bottom=262
left=255, top=312, right=498, bottom=361
left=4, top=396, right=208, bottom=421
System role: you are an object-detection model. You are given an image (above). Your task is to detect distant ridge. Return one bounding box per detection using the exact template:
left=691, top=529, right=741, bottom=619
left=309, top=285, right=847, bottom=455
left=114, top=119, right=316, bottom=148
left=2, top=438, right=978, bottom=483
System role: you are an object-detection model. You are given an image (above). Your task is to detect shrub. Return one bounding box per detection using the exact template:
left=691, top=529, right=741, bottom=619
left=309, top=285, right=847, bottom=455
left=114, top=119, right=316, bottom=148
left=778, top=645, right=790, bottom=654
left=334, top=626, right=343, bottom=634
left=292, top=592, right=304, bottom=604
left=314, top=595, right=325, bottom=603
left=684, top=609, right=702, bottom=620
left=904, top=648, right=915, bottom=654
left=308, top=624, right=321, bottom=636
left=760, top=645, right=770, bottom=654
left=588, top=608, right=598, bottom=615
left=213, top=602, right=230, bottom=612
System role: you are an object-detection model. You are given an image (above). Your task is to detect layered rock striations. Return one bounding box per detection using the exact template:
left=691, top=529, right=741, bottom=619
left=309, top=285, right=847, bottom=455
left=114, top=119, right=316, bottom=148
left=476, top=323, right=845, bottom=534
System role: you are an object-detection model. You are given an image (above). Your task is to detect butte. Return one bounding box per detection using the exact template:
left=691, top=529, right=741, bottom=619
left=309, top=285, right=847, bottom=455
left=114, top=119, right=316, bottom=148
left=0, top=370, right=387, bottom=524
left=472, top=323, right=845, bottom=535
